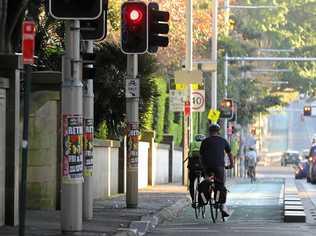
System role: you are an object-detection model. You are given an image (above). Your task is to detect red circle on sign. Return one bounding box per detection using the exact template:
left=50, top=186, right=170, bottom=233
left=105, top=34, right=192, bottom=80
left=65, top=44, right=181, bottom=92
left=192, top=91, right=205, bottom=110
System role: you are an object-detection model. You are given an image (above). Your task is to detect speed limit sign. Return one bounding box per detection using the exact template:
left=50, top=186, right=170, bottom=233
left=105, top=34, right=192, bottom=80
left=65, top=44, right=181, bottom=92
left=191, top=90, right=205, bottom=112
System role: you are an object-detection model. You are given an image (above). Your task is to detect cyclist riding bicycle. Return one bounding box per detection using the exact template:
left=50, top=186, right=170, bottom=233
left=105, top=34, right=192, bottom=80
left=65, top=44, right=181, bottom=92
left=199, top=123, right=234, bottom=217
left=188, top=134, right=205, bottom=206
left=245, top=146, right=257, bottom=181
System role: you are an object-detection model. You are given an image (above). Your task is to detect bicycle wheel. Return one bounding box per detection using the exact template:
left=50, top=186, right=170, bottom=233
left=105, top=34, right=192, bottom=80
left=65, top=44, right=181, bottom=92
left=209, top=189, right=219, bottom=223
left=201, top=204, right=206, bottom=218
left=193, top=177, right=200, bottom=219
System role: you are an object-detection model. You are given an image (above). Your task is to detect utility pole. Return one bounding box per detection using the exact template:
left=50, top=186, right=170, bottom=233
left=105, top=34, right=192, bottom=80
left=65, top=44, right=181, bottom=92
left=182, top=0, right=193, bottom=186
left=126, top=54, right=139, bottom=208
left=211, top=0, right=218, bottom=110
left=61, top=20, right=83, bottom=232
left=83, top=40, right=94, bottom=220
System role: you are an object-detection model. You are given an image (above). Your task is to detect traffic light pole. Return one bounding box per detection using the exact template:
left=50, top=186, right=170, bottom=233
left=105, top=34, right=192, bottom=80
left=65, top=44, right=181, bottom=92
left=211, top=0, right=218, bottom=110
left=126, top=54, right=139, bottom=208
left=83, top=40, right=94, bottom=220
left=61, top=20, right=83, bottom=232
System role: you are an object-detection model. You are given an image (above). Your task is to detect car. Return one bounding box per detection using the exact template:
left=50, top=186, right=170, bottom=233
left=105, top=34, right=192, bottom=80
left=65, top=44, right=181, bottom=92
left=281, top=150, right=300, bottom=166
left=307, top=146, right=316, bottom=184
left=295, top=160, right=309, bottom=179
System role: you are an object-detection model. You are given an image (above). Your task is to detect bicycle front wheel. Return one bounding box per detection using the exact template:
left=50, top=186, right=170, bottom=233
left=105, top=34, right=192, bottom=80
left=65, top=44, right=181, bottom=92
left=193, top=177, right=200, bottom=219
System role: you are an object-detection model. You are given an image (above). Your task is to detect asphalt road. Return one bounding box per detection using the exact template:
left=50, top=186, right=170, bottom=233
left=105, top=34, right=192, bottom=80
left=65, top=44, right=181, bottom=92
left=148, top=166, right=316, bottom=235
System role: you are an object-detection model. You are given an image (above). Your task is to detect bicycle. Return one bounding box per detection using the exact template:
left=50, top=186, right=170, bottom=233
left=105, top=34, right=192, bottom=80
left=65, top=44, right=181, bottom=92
left=192, top=170, right=206, bottom=219
left=208, top=173, right=226, bottom=223
left=247, top=166, right=256, bottom=183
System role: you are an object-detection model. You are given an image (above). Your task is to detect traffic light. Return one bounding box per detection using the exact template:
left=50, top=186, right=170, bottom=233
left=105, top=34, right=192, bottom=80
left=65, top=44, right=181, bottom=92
left=81, top=1, right=108, bottom=41
left=121, top=1, right=147, bottom=54
left=148, top=2, right=170, bottom=53
left=304, top=106, right=311, bottom=116
left=49, top=0, right=102, bottom=20
left=220, top=99, right=233, bottom=119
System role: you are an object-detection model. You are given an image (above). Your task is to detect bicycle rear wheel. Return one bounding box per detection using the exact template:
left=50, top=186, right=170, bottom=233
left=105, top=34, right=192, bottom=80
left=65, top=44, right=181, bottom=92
left=209, top=189, right=219, bottom=223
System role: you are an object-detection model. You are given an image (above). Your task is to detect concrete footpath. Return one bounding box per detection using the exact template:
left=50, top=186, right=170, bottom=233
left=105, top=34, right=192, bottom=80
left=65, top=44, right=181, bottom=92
left=0, top=184, right=190, bottom=236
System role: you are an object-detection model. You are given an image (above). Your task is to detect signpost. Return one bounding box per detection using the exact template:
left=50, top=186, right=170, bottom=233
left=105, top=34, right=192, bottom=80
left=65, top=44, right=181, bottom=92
left=20, top=19, right=35, bottom=236
left=174, top=70, right=203, bottom=84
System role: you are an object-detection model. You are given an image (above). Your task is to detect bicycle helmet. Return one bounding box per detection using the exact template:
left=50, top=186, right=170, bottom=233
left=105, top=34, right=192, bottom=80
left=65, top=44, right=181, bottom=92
left=209, top=123, right=220, bottom=133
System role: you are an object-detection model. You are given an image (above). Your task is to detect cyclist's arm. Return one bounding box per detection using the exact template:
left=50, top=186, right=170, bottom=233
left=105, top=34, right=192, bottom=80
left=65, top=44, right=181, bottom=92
left=225, top=140, right=234, bottom=168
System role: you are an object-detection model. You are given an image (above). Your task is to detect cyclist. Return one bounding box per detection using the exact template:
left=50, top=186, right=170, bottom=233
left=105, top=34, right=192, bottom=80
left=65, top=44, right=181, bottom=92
left=199, top=123, right=234, bottom=217
left=188, top=134, right=205, bottom=206
left=245, top=146, right=257, bottom=181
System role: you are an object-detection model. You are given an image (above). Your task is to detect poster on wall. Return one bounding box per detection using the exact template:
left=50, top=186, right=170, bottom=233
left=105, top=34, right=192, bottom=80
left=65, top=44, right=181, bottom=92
left=84, top=118, right=94, bottom=177
left=63, top=114, right=83, bottom=182
left=127, top=122, right=140, bottom=168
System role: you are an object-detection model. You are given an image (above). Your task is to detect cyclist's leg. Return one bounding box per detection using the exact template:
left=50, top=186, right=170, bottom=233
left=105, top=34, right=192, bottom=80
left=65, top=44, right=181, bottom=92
left=189, top=171, right=196, bottom=201
left=214, top=167, right=230, bottom=217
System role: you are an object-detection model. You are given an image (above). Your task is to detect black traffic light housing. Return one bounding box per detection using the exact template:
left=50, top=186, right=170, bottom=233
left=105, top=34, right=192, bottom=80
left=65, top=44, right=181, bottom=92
left=304, top=106, right=311, bottom=116
left=220, top=99, right=233, bottom=119
left=49, top=0, right=102, bottom=20
left=148, top=2, right=170, bottom=53
left=121, top=1, right=148, bottom=54
left=81, top=1, right=108, bottom=41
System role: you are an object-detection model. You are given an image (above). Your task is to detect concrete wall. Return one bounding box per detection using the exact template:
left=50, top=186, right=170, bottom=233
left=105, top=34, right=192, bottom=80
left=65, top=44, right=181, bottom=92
left=92, top=139, right=120, bottom=199
left=0, top=88, right=6, bottom=226
left=155, top=143, right=170, bottom=184
left=27, top=92, right=59, bottom=209
left=173, top=148, right=183, bottom=183
left=138, top=142, right=149, bottom=189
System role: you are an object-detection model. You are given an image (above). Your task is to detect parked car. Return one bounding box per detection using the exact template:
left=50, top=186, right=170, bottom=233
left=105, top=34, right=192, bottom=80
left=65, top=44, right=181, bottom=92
left=295, top=160, right=309, bottom=179
left=281, top=150, right=300, bottom=166
left=307, top=145, right=316, bottom=183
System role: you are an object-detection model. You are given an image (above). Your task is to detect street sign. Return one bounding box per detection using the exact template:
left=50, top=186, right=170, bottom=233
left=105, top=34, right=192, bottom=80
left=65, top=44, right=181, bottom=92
left=174, top=70, right=203, bottom=84
left=191, top=90, right=205, bottom=112
left=184, top=101, right=190, bottom=116
left=193, top=61, right=217, bottom=71
left=169, top=90, right=186, bottom=112
left=208, top=109, right=220, bottom=123
left=126, top=78, right=139, bottom=98
left=22, top=20, right=36, bottom=65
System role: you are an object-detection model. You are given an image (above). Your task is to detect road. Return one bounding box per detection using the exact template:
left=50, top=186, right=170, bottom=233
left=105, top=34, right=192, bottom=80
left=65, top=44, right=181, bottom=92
left=148, top=99, right=316, bottom=236
left=148, top=167, right=316, bottom=236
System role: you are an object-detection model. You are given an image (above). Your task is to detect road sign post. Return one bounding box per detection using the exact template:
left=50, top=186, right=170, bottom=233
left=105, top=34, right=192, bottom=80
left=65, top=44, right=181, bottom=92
left=20, top=19, right=35, bottom=236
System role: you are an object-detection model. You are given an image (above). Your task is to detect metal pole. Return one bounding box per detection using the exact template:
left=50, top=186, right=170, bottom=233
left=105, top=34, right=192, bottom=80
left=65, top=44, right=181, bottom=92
left=223, top=0, right=229, bottom=139
left=61, top=20, right=83, bottom=232
left=19, top=64, right=32, bottom=236
left=126, top=54, right=139, bottom=208
left=211, top=0, right=218, bottom=110
left=226, top=56, right=316, bottom=62
left=186, top=0, right=193, bottom=142
left=182, top=0, right=193, bottom=186
left=83, top=40, right=94, bottom=220
left=224, top=56, right=228, bottom=139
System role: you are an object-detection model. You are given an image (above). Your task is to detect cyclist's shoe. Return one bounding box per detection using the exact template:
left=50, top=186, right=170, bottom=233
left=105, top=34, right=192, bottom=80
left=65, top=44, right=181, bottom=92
left=221, top=204, right=230, bottom=217
left=191, top=202, right=197, bottom=208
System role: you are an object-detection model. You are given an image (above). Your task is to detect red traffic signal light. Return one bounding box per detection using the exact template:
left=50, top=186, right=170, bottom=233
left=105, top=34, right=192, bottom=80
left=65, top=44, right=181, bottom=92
left=121, top=1, right=147, bottom=54
left=148, top=2, right=169, bottom=53
left=49, top=0, right=102, bottom=20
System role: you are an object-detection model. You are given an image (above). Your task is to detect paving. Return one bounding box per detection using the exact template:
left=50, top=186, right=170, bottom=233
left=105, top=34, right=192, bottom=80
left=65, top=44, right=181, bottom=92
left=0, top=184, right=190, bottom=236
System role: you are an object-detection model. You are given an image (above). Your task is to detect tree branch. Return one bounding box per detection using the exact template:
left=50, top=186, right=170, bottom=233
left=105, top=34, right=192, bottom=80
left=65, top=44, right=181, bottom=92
left=0, top=0, right=8, bottom=52
left=6, top=0, right=29, bottom=52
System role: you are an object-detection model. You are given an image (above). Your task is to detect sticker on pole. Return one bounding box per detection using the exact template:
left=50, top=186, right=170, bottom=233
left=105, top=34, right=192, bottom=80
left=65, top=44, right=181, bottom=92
left=126, top=79, right=139, bottom=98
left=208, top=109, right=220, bottom=123
left=22, top=20, right=36, bottom=65
left=191, top=90, right=205, bottom=112
left=83, top=119, right=94, bottom=177
left=127, top=122, right=140, bottom=168
left=63, top=114, right=84, bottom=183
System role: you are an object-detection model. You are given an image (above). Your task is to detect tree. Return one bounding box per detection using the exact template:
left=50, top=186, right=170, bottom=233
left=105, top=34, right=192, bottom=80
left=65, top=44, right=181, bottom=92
left=0, top=0, right=34, bottom=53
